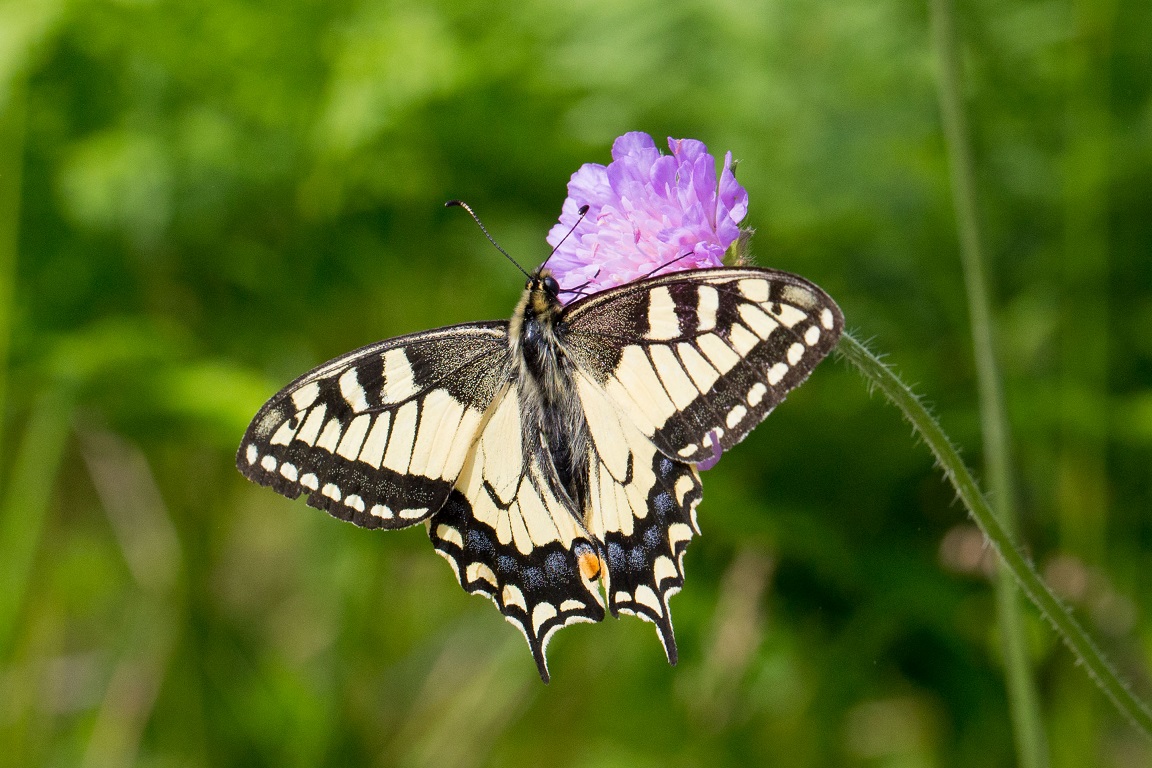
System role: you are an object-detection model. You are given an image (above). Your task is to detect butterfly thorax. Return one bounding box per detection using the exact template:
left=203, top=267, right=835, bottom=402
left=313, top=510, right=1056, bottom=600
left=508, top=269, right=591, bottom=515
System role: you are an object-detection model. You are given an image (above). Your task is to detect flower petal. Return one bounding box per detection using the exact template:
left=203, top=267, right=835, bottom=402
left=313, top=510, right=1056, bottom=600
left=545, top=132, right=748, bottom=301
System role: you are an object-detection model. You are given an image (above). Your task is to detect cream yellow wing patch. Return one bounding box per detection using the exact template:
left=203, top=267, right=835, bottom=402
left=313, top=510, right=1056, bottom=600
left=563, top=267, right=843, bottom=465
left=576, top=370, right=702, bottom=664
left=429, top=385, right=606, bottom=683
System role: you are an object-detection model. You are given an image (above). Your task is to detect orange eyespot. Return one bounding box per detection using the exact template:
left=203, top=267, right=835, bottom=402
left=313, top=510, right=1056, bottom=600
left=577, top=549, right=602, bottom=581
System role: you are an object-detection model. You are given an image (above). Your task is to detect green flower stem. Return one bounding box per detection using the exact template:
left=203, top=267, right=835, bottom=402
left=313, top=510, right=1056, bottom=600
left=927, top=0, right=1048, bottom=763
left=836, top=331, right=1152, bottom=738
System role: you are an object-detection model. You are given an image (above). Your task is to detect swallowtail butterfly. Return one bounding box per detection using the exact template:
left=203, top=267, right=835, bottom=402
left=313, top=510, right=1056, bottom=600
left=238, top=264, right=843, bottom=681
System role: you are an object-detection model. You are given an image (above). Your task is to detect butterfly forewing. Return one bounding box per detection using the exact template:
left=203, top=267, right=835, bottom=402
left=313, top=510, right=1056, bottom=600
left=563, top=268, right=844, bottom=464
left=237, top=322, right=509, bottom=528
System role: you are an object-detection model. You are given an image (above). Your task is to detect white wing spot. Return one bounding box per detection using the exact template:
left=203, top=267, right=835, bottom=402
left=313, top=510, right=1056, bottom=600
left=381, top=348, right=419, bottom=404
left=614, top=591, right=632, bottom=604
left=436, top=524, right=464, bottom=549
left=245, top=443, right=258, bottom=464
left=696, top=334, right=740, bottom=374
left=381, top=400, right=418, bottom=473
left=768, top=362, right=789, bottom=385
left=279, top=462, right=298, bottom=482
left=726, top=404, right=748, bottom=429
left=649, top=345, right=698, bottom=409
left=646, top=286, right=681, bottom=340
left=502, top=584, right=528, bottom=613
left=739, top=303, right=780, bottom=339
left=344, top=494, right=365, bottom=513
left=633, top=585, right=663, bottom=614
left=400, top=507, right=428, bottom=520
left=747, top=382, right=768, bottom=407
left=653, top=556, right=678, bottom=584
left=291, top=382, right=320, bottom=411
left=738, top=278, right=770, bottom=303
left=677, top=342, right=720, bottom=394
left=697, top=284, right=719, bottom=332
left=260, top=454, right=277, bottom=472
left=339, top=367, right=370, bottom=412
left=728, top=323, right=759, bottom=355
left=270, top=415, right=302, bottom=446
left=669, top=523, right=693, bottom=547
left=321, top=483, right=341, bottom=502
left=560, top=599, right=586, bottom=612
left=370, top=504, right=393, bottom=519
left=466, top=562, right=498, bottom=587
left=296, top=405, right=327, bottom=446
left=821, top=307, right=835, bottom=329
left=316, top=418, right=343, bottom=453
left=787, top=342, right=805, bottom=365
left=532, top=602, right=558, bottom=631
left=674, top=474, right=695, bottom=505
left=804, top=325, right=821, bottom=345
left=336, top=414, right=371, bottom=460
left=775, top=304, right=807, bottom=328
left=300, top=473, right=319, bottom=490
left=677, top=444, right=698, bottom=458
left=408, top=388, right=466, bottom=479
left=610, top=346, right=678, bottom=430
left=357, top=413, right=391, bottom=468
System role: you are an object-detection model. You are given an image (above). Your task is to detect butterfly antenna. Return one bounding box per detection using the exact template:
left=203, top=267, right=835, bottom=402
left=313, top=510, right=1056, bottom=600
left=540, top=204, right=590, bottom=270
left=640, top=251, right=694, bottom=280
left=446, top=199, right=530, bottom=279
left=559, top=268, right=601, bottom=300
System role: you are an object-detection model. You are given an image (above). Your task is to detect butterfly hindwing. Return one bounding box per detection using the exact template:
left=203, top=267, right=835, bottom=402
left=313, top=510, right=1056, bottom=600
left=429, top=386, right=606, bottom=682
left=563, top=267, right=844, bottom=464
left=237, top=322, right=509, bottom=528
left=575, top=369, right=702, bottom=662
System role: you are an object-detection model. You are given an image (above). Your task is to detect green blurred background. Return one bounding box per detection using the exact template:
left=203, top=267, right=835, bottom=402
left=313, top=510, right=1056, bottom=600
left=2, top=0, right=1150, bottom=765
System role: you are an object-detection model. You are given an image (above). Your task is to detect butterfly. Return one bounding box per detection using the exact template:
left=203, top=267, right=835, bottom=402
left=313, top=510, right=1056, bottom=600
left=237, top=263, right=843, bottom=681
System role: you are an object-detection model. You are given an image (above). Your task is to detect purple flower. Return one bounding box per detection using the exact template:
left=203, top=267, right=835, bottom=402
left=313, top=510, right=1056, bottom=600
left=545, top=131, right=749, bottom=301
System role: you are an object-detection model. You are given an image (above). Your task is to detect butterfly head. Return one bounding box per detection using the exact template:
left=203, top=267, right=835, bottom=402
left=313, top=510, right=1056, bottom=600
left=525, top=268, right=563, bottom=321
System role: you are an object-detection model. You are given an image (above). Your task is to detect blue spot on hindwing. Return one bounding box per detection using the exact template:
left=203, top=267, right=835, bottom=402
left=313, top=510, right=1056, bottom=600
left=643, top=525, right=661, bottom=547
left=628, top=546, right=647, bottom=571
left=545, top=551, right=570, bottom=583
left=466, top=529, right=494, bottom=556
left=523, top=566, right=544, bottom=590
left=607, top=540, right=625, bottom=572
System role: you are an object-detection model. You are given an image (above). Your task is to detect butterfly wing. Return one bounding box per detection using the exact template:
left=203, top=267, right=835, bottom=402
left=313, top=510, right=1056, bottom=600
left=574, top=368, right=702, bottom=663
left=561, top=266, right=840, bottom=659
left=563, top=267, right=843, bottom=464
left=428, top=384, right=606, bottom=683
left=238, top=322, right=509, bottom=528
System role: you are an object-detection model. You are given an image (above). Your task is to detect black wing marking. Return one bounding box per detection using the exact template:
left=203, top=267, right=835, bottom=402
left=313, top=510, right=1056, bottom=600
left=237, top=322, right=509, bottom=528
left=563, top=267, right=844, bottom=464
left=428, top=386, right=606, bottom=682
left=575, top=369, right=702, bottom=662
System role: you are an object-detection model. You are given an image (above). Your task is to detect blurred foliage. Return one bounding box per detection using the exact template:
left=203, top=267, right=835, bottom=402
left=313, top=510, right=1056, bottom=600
left=0, top=0, right=1150, bottom=765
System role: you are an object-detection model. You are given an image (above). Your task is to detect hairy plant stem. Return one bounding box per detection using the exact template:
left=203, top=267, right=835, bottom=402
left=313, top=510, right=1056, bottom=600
left=836, top=331, right=1152, bottom=738
left=927, top=0, right=1048, bottom=764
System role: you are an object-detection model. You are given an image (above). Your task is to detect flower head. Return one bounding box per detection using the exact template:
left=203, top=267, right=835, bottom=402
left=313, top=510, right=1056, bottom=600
left=545, top=132, right=748, bottom=301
